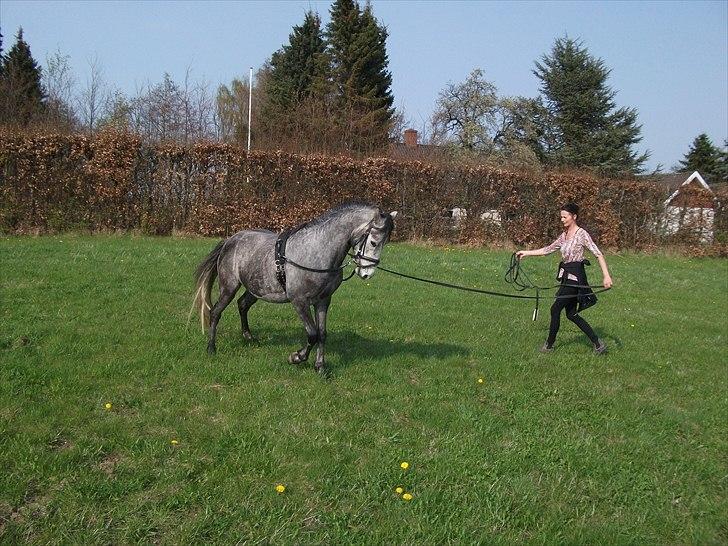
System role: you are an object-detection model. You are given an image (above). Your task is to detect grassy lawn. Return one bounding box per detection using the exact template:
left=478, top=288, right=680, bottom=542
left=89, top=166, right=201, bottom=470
left=1, top=235, right=726, bottom=544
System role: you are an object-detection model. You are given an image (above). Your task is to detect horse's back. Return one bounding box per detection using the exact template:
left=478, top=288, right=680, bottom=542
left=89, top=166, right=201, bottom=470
left=218, top=229, right=286, bottom=301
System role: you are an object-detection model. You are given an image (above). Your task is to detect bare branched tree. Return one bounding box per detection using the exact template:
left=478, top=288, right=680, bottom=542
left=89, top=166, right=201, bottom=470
left=76, top=55, right=107, bottom=135
left=43, top=48, right=77, bottom=131
left=181, top=68, right=215, bottom=142
left=431, top=69, right=500, bottom=153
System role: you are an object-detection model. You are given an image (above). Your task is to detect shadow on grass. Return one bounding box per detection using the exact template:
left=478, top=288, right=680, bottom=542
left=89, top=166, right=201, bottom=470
left=222, top=326, right=469, bottom=371
left=330, top=329, right=469, bottom=369
left=548, top=328, right=623, bottom=353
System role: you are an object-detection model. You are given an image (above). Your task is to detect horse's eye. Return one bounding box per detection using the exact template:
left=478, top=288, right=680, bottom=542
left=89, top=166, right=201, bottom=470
left=370, top=240, right=377, bottom=247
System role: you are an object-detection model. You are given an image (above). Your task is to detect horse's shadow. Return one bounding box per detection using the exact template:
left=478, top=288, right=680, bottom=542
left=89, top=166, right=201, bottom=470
left=236, top=326, right=468, bottom=370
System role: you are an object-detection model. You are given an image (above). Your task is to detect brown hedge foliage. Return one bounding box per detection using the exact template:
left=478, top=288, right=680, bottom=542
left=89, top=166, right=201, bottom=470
left=1, top=132, right=724, bottom=253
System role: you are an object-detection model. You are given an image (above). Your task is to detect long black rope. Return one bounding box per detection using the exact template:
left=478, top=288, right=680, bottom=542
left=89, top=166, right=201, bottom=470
left=284, top=241, right=610, bottom=321
left=372, top=252, right=610, bottom=321
left=376, top=261, right=610, bottom=300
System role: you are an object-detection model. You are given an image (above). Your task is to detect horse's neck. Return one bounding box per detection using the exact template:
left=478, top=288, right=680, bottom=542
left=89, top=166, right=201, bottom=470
left=296, top=210, right=372, bottom=266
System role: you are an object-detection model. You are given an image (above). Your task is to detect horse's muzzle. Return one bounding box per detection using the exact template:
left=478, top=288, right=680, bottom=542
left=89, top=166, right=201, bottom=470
left=357, top=266, right=376, bottom=280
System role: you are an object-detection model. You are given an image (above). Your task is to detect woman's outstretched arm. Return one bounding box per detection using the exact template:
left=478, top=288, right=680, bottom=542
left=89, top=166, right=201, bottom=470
left=516, top=233, right=563, bottom=259
left=597, top=255, right=613, bottom=288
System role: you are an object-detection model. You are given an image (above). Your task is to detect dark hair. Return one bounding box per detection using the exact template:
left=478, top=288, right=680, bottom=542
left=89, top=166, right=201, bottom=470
left=561, top=202, right=579, bottom=216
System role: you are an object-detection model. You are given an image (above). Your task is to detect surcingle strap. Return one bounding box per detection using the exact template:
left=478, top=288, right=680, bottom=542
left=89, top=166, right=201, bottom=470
left=274, top=229, right=292, bottom=289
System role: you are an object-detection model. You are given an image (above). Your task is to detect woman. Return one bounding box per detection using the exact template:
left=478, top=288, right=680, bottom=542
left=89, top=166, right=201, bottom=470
left=516, top=203, right=613, bottom=354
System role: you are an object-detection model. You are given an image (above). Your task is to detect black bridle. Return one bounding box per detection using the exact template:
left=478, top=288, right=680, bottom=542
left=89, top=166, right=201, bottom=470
left=274, top=224, right=381, bottom=288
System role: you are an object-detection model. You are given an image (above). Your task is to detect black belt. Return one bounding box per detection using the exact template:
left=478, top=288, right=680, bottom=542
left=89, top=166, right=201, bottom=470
left=274, top=227, right=295, bottom=288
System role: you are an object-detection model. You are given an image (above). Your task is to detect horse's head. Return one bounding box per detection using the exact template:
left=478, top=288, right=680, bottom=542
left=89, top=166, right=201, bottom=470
left=351, top=210, right=398, bottom=279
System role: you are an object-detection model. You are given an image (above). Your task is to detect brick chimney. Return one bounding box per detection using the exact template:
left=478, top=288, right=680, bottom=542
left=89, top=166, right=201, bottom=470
left=404, top=128, right=418, bottom=148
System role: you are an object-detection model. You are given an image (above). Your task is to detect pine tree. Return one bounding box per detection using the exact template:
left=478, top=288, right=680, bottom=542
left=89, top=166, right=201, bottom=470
left=0, top=29, right=5, bottom=77
left=0, top=28, right=46, bottom=125
left=533, top=37, right=648, bottom=175
left=352, top=6, right=394, bottom=122
left=267, top=11, right=329, bottom=110
left=327, top=0, right=362, bottom=102
left=719, top=140, right=728, bottom=183
left=327, top=0, right=394, bottom=151
left=678, top=134, right=723, bottom=183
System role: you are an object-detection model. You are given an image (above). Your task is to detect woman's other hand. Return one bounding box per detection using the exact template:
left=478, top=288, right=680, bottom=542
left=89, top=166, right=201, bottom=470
left=603, top=275, right=613, bottom=289
left=516, top=250, right=527, bottom=260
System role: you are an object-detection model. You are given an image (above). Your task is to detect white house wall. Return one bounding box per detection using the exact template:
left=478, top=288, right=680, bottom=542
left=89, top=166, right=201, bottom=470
left=660, top=206, right=715, bottom=243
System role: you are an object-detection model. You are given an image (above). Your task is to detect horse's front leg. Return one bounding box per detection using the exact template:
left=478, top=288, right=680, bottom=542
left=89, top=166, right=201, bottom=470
left=289, top=301, right=317, bottom=365
left=314, top=297, right=331, bottom=375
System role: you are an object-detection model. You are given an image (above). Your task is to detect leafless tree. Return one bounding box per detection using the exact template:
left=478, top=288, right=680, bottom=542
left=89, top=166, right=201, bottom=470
left=181, top=67, right=215, bottom=142
left=43, top=48, right=77, bottom=130
left=76, top=55, right=108, bottom=135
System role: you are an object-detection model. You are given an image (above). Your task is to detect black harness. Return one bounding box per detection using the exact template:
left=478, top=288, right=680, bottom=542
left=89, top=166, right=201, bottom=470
left=274, top=226, right=297, bottom=288
left=274, top=224, right=378, bottom=289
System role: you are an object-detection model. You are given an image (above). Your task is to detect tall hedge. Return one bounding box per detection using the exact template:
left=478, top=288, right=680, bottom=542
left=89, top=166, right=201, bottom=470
left=1, top=132, right=724, bottom=252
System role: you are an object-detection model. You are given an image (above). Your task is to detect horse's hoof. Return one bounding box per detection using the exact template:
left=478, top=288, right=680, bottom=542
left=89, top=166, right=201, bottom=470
left=288, top=352, right=304, bottom=365
left=316, top=365, right=331, bottom=380
left=207, top=346, right=216, bottom=355
left=242, top=331, right=256, bottom=341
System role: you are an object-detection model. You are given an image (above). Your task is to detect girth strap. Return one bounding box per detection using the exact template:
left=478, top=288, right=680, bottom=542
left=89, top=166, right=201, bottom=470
left=274, top=228, right=295, bottom=288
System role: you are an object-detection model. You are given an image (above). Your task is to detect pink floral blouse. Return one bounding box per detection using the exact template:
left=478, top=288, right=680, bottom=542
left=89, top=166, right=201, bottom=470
left=539, top=228, right=603, bottom=280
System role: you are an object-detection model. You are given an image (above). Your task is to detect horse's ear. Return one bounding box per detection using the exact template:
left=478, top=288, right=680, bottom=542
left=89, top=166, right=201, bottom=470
left=389, top=211, right=398, bottom=220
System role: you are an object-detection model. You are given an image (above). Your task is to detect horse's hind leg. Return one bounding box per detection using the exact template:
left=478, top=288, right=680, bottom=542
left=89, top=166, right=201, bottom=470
left=314, top=297, right=331, bottom=375
left=289, top=300, right=317, bottom=365
left=237, top=290, right=258, bottom=341
left=207, top=279, right=240, bottom=355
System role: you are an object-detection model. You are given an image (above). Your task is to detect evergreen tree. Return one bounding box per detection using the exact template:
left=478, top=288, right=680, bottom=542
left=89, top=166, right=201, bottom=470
left=267, top=11, right=329, bottom=110
left=327, top=0, right=363, bottom=102
left=327, top=0, right=394, bottom=151
left=0, top=28, right=46, bottom=125
left=678, top=133, right=723, bottom=183
left=351, top=6, right=394, bottom=120
left=719, top=140, right=728, bottom=183
left=0, top=28, right=5, bottom=77
left=533, top=37, right=648, bottom=175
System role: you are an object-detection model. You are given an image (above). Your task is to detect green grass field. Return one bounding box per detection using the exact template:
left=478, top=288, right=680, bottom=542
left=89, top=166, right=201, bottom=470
left=1, top=235, right=726, bottom=544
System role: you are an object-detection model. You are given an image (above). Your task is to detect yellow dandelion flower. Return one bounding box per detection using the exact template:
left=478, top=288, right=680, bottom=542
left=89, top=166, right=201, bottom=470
left=400, top=461, right=409, bottom=470
left=402, top=493, right=413, bottom=501
left=395, top=487, right=404, bottom=494
left=104, top=402, right=112, bottom=410
left=275, top=484, right=286, bottom=493
left=170, top=439, right=179, bottom=445
left=477, top=378, right=484, bottom=384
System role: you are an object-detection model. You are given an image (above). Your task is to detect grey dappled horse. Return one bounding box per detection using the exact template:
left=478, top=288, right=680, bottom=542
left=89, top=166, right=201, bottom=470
left=192, top=202, right=398, bottom=375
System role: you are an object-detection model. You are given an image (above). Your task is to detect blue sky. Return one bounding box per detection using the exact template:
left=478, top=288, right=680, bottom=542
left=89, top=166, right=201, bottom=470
left=2, top=0, right=726, bottom=171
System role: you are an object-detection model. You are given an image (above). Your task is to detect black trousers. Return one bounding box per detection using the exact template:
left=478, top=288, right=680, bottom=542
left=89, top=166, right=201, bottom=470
left=546, top=284, right=599, bottom=346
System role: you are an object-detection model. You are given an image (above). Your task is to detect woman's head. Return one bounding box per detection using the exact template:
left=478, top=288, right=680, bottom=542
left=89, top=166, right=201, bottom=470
left=560, top=202, right=579, bottom=228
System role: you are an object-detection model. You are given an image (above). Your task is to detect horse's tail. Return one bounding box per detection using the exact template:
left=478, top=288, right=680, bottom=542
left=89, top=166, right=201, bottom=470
left=189, top=240, right=225, bottom=334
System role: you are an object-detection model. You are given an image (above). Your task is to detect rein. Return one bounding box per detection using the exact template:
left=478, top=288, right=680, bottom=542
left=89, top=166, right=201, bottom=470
left=359, top=252, right=611, bottom=321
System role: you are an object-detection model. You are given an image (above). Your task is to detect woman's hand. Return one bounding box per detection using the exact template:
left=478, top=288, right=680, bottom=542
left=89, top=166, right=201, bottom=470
left=515, top=250, right=527, bottom=260
left=603, top=274, right=613, bottom=289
